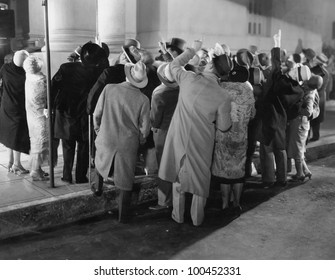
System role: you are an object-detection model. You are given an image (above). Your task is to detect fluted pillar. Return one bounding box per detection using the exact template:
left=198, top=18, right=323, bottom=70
left=97, top=0, right=125, bottom=53
left=48, top=0, right=96, bottom=52
left=97, top=0, right=137, bottom=55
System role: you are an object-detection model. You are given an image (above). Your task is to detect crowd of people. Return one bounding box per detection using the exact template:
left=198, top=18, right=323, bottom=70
left=0, top=29, right=330, bottom=225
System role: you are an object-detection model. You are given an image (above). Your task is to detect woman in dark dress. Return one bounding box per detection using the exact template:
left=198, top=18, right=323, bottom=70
left=0, top=50, right=30, bottom=174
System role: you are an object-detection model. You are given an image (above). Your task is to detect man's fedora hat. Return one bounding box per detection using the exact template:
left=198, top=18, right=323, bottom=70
left=166, top=38, right=186, bottom=55
left=157, top=62, right=178, bottom=88
left=236, top=48, right=254, bottom=68
left=122, top=38, right=141, bottom=64
left=124, top=61, right=148, bottom=88
left=229, top=62, right=249, bottom=83
left=80, top=42, right=107, bottom=66
left=213, top=53, right=233, bottom=78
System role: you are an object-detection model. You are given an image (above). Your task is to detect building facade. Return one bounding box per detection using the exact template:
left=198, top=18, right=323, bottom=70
left=0, top=0, right=334, bottom=74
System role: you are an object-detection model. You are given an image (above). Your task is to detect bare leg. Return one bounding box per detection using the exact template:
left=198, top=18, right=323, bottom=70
left=13, top=150, right=22, bottom=166
left=294, top=158, right=304, bottom=177
left=220, top=183, right=231, bottom=209
left=302, top=158, right=312, bottom=178
left=7, top=148, right=14, bottom=171
left=232, top=183, right=244, bottom=208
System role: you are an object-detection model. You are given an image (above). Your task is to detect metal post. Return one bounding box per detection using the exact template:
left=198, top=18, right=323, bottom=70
left=42, top=0, right=55, bottom=187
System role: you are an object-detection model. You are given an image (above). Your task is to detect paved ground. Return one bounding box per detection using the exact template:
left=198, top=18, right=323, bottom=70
left=0, top=153, right=334, bottom=260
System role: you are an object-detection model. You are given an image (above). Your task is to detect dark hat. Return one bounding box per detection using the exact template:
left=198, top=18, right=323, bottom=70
left=80, top=42, right=107, bottom=66
left=292, top=53, right=302, bottom=64
left=229, top=62, right=249, bottom=83
left=249, top=67, right=264, bottom=85
left=236, top=49, right=254, bottom=68
left=101, top=42, right=110, bottom=58
left=122, top=38, right=141, bottom=64
left=166, top=38, right=186, bottom=55
left=213, top=54, right=233, bottom=78
left=307, top=74, right=323, bottom=90
left=302, top=48, right=316, bottom=61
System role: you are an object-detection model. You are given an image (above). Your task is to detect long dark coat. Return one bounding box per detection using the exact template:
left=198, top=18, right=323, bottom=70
left=261, top=48, right=305, bottom=150
left=51, top=62, right=104, bottom=142
left=0, top=62, right=30, bottom=153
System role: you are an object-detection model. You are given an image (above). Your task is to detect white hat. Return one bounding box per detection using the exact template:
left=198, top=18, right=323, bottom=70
left=288, top=64, right=311, bottom=84
left=13, top=50, right=29, bottom=67
left=124, top=61, right=148, bottom=88
left=157, top=62, right=178, bottom=88
left=23, top=55, right=43, bottom=74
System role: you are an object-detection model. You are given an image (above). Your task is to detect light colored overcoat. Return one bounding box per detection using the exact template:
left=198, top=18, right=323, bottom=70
left=158, top=48, right=231, bottom=198
left=94, top=82, right=150, bottom=190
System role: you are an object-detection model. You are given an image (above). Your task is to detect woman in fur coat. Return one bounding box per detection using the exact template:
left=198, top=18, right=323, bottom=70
left=23, top=55, right=49, bottom=180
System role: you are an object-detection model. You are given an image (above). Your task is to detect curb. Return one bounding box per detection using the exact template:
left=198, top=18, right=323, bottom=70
left=0, top=176, right=158, bottom=240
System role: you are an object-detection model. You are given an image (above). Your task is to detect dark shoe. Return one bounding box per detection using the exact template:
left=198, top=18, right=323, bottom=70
left=76, top=177, right=89, bottom=184
left=305, top=173, right=312, bottom=180
left=61, top=177, right=73, bottom=184
left=232, top=205, right=242, bottom=217
left=289, top=175, right=305, bottom=183
left=91, top=182, right=103, bottom=197
left=309, top=137, right=319, bottom=142
left=274, top=180, right=288, bottom=187
left=149, top=204, right=171, bottom=211
left=262, top=182, right=275, bottom=189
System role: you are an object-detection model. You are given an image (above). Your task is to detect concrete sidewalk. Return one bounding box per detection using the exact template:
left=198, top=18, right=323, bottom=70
left=0, top=101, right=334, bottom=239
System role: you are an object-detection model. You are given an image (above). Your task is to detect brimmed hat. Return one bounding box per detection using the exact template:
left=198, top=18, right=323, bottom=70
left=13, top=50, right=29, bottom=67
left=166, top=38, right=186, bottom=55
left=302, top=48, right=316, bottom=61
left=236, top=49, right=254, bottom=68
left=124, top=61, right=148, bottom=88
left=157, top=62, right=178, bottom=88
left=315, top=53, right=328, bottom=66
left=23, top=55, right=43, bottom=74
left=307, top=74, right=323, bottom=90
left=80, top=42, right=107, bottom=66
left=213, top=54, right=233, bottom=78
left=249, top=67, right=265, bottom=85
left=229, top=62, right=249, bottom=83
left=122, top=38, right=141, bottom=64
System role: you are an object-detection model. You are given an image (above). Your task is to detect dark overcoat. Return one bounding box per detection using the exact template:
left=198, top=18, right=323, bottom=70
left=0, top=62, right=30, bottom=153
left=51, top=62, right=104, bottom=142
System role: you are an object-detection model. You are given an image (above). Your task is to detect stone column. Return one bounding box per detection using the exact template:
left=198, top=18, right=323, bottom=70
left=97, top=0, right=126, bottom=54
left=48, top=0, right=96, bottom=52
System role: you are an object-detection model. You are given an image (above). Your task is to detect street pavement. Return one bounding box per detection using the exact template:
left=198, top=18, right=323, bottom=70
left=0, top=153, right=334, bottom=260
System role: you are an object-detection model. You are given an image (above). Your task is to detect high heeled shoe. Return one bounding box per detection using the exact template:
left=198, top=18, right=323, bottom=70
left=91, top=182, right=103, bottom=197
left=30, top=171, right=49, bottom=181
left=289, top=174, right=306, bottom=182
left=7, top=162, right=13, bottom=172
left=305, top=173, right=312, bottom=180
left=11, top=164, right=29, bottom=175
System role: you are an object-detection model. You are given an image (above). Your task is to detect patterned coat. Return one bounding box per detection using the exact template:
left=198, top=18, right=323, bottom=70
left=158, top=48, right=232, bottom=198
left=211, top=81, right=255, bottom=179
left=25, top=72, right=48, bottom=158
